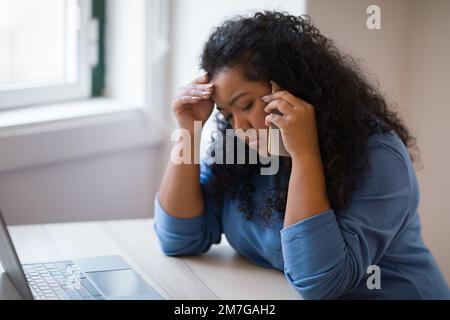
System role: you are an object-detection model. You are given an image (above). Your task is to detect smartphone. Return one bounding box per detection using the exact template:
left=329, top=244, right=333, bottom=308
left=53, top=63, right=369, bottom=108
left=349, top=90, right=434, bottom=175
left=266, top=82, right=291, bottom=157
left=267, top=109, right=291, bottom=157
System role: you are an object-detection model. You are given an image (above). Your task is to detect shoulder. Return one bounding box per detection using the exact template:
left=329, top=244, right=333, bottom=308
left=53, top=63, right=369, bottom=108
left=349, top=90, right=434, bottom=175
left=337, top=129, right=419, bottom=229
left=353, top=130, right=416, bottom=198
left=366, top=129, right=411, bottom=163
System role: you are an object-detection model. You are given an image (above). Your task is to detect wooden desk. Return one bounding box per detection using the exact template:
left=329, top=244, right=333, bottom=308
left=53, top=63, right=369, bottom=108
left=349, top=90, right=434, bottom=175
left=0, top=219, right=300, bottom=300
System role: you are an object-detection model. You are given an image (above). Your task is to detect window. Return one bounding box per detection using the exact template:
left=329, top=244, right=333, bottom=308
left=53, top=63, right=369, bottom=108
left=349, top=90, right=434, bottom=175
left=0, top=0, right=95, bottom=109
left=0, top=0, right=168, bottom=173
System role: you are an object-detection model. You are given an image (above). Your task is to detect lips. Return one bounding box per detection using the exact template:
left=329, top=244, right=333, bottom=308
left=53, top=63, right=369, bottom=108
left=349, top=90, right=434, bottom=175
left=248, top=139, right=261, bottom=149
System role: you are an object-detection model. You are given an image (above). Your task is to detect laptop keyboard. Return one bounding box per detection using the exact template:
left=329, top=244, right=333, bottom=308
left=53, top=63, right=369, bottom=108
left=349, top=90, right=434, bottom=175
left=22, top=262, right=104, bottom=300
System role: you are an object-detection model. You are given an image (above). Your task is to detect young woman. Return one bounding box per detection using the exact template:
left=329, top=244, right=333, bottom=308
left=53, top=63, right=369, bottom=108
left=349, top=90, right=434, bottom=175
left=154, top=11, right=449, bottom=299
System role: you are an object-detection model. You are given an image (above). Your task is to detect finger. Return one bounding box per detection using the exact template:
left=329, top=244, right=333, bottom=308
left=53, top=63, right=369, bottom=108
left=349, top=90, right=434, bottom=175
left=190, top=83, right=214, bottom=91
left=264, top=100, right=293, bottom=116
left=265, top=113, right=286, bottom=128
left=184, top=88, right=212, bottom=99
left=191, top=73, right=209, bottom=84
left=261, top=91, right=298, bottom=108
left=173, top=95, right=202, bottom=108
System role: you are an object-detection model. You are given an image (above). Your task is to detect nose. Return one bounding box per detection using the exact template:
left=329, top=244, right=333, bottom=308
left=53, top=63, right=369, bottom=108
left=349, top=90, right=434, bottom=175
left=232, top=115, right=251, bottom=131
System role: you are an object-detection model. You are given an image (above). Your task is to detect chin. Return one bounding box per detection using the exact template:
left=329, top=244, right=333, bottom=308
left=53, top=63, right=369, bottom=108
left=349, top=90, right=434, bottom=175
left=248, top=139, right=269, bottom=157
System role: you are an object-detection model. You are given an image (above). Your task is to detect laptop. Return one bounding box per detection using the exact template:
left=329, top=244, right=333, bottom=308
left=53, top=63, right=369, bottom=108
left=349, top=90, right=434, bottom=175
left=0, top=210, right=164, bottom=300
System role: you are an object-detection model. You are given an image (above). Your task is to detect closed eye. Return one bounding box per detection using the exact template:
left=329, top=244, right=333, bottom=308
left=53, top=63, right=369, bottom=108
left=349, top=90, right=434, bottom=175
left=240, top=103, right=253, bottom=111
left=220, top=103, right=253, bottom=121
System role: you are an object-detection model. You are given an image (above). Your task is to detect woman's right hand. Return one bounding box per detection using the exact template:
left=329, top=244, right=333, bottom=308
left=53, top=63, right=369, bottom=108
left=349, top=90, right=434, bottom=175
left=172, top=74, right=215, bottom=133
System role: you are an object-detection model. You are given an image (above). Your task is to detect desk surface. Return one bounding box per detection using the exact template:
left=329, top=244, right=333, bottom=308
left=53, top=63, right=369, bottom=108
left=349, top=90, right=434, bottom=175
left=0, top=219, right=300, bottom=300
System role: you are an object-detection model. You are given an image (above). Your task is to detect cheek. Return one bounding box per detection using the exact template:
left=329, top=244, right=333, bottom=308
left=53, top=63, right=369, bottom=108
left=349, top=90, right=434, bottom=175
left=250, top=102, right=269, bottom=129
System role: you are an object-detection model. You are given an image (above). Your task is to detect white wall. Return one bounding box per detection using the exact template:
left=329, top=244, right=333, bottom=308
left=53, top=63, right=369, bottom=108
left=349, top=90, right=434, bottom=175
left=169, top=0, right=306, bottom=96
left=0, top=146, right=167, bottom=225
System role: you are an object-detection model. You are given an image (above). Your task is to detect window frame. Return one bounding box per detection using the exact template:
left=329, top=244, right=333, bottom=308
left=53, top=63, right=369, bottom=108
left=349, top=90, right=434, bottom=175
left=0, top=0, right=170, bottom=173
left=0, top=0, right=92, bottom=110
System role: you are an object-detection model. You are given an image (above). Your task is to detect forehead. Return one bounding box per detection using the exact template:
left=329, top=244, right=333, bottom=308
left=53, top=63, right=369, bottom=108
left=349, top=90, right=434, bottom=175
left=211, top=68, right=248, bottom=97
left=211, top=66, right=246, bottom=87
left=211, top=67, right=256, bottom=106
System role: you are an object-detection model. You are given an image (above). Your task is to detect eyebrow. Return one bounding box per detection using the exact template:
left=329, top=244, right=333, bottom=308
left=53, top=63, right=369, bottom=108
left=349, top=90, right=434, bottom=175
left=216, top=92, right=249, bottom=111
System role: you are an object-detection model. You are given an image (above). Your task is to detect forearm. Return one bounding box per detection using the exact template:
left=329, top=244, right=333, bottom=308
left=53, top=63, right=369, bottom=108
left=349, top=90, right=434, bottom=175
left=284, top=154, right=331, bottom=228
left=158, top=134, right=204, bottom=218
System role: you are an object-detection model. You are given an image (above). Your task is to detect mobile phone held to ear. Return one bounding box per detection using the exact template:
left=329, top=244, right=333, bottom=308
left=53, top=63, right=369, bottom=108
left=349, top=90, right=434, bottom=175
left=267, top=82, right=291, bottom=157
left=267, top=109, right=291, bottom=157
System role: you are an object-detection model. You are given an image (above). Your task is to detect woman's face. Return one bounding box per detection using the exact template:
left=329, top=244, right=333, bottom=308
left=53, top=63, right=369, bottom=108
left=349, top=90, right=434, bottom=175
left=211, top=66, right=271, bottom=151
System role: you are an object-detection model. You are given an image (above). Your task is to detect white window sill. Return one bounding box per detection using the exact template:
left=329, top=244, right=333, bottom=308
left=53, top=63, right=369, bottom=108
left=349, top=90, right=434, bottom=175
left=0, top=98, right=165, bottom=173
left=0, top=98, right=142, bottom=131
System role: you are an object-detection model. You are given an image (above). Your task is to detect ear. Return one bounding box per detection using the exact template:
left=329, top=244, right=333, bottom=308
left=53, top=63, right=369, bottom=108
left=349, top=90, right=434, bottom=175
left=270, top=80, right=282, bottom=93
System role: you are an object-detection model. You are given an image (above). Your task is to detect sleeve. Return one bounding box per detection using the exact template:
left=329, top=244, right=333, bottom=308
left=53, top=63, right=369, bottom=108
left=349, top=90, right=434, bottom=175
left=153, top=161, right=224, bottom=256
left=280, top=136, right=415, bottom=299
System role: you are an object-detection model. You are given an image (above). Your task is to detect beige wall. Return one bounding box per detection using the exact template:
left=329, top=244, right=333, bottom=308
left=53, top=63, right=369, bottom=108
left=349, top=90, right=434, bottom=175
left=307, top=0, right=412, bottom=120
left=307, top=0, right=450, bottom=282
left=406, top=0, right=450, bottom=283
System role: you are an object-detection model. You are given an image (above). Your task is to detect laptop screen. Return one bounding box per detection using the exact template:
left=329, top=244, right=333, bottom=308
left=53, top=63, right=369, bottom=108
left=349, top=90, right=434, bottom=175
left=0, top=210, right=33, bottom=300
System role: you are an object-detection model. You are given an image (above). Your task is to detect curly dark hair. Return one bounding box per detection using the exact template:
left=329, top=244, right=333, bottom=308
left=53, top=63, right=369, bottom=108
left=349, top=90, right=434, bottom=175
left=200, top=11, right=419, bottom=224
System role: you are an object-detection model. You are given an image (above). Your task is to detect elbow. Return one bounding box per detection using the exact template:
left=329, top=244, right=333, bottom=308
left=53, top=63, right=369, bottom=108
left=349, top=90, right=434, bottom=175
left=158, top=240, right=188, bottom=257
left=284, top=259, right=362, bottom=300
left=153, top=224, right=211, bottom=257
left=158, top=238, right=211, bottom=257
left=286, top=274, right=340, bottom=300
left=294, top=284, right=339, bottom=300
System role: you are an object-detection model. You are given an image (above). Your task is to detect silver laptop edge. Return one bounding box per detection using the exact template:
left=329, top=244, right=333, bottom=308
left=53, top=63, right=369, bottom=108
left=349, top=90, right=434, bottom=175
left=0, top=210, right=33, bottom=300
left=0, top=210, right=163, bottom=300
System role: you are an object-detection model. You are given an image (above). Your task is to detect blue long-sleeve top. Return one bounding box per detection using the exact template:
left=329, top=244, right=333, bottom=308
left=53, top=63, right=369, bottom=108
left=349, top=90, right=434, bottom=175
left=153, top=130, right=449, bottom=299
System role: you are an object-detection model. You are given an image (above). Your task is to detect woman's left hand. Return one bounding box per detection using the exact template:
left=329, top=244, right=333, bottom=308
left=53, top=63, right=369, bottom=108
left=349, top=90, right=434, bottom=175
left=262, top=81, right=320, bottom=159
